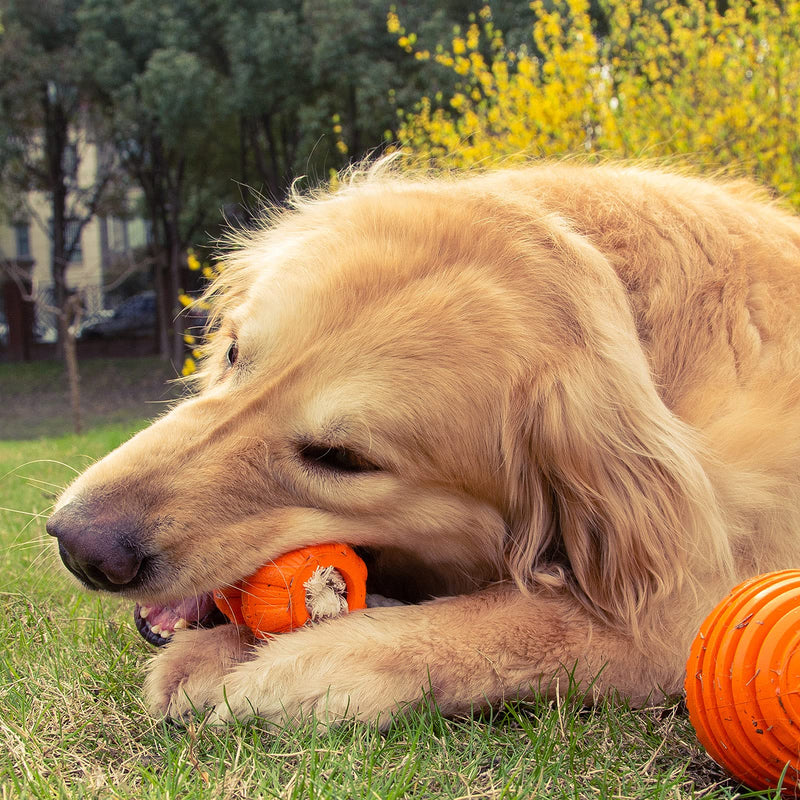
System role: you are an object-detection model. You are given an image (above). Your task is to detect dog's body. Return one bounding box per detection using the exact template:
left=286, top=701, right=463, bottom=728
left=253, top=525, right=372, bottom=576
left=48, top=164, right=800, bottom=724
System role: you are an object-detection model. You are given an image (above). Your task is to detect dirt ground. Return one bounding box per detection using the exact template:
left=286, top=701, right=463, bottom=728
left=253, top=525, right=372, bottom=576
left=0, top=357, right=185, bottom=439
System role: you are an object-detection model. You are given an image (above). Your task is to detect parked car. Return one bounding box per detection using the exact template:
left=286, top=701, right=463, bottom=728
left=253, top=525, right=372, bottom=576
left=79, top=291, right=157, bottom=339
left=35, top=322, right=58, bottom=343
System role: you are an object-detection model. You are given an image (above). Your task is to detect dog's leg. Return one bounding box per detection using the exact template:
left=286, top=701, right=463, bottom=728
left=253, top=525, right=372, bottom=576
left=208, top=584, right=675, bottom=726
left=144, top=624, right=256, bottom=720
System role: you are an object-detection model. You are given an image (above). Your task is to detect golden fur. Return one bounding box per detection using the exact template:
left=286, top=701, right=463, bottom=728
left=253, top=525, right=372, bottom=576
left=49, top=163, right=800, bottom=724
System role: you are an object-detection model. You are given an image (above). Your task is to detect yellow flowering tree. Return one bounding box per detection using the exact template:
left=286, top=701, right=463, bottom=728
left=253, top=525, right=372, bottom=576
left=387, top=1, right=618, bottom=167
left=606, top=0, right=800, bottom=204
left=389, top=0, right=800, bottom=208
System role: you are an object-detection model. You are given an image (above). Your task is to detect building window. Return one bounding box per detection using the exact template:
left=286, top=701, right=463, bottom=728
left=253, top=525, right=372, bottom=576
left=49, top=218, right=83, bottom=263
left=14, top=222, right=30, bottom=259
left=63, top=143, right=78, bottom=180
left=109, top=217, right=129, bottom=252
left=65, top=220, right=83, bottom=262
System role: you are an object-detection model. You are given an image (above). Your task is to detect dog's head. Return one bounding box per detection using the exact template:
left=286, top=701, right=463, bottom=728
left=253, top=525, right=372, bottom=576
left=47, top=168, right=730, bottom=643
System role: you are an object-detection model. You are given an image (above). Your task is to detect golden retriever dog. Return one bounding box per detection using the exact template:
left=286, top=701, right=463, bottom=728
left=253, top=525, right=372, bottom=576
left=47, top=163, right=800, bottom=725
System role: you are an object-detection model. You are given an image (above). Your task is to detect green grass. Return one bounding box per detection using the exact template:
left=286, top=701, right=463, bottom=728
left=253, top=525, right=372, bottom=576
left=0, top=360, right=778, bottom=799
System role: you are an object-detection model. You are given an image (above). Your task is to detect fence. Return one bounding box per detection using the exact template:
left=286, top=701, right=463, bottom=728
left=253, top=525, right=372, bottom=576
left=0, top=278, right=161, bottom=361
left=31, top=283, right=110, bottom=343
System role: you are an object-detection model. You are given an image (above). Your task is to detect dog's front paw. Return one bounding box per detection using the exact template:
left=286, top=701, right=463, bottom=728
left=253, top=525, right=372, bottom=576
left=209, top=648, right=355, bottom=727
left=208, top=613, right=430, bottom=727
left=144, top=624, right=255, bottom=720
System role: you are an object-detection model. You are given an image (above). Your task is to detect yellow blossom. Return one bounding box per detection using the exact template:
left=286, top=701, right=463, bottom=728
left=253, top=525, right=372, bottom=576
left=387, top=10, right=401, bottom=34
left=388, top=0, right=800, bottom=209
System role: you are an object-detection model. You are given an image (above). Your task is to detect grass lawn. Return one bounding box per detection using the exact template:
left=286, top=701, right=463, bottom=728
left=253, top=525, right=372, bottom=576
left=0, top=359, right=771, bottom=799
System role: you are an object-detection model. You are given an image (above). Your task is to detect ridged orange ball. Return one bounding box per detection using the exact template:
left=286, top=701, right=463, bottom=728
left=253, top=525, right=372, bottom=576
left=685, top=570, right=800, bottom=793
left=213, top=543, right=367, bottom=639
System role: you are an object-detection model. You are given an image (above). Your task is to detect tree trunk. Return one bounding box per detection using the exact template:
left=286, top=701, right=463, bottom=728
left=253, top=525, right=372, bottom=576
left=44, top=86, right=83, bottom=430
left=59, top=296, right=83, bottom=435
left=134, top=133, right=173, bottom=361
left=153, top=254, right=171, bottom=359
left=169, top=231, right=184, bottom=367
left=166, top=157, right=186, bottom=368
left=347, top=83, right=361, bottom=157
left=45, top=88, right=69, bottom=359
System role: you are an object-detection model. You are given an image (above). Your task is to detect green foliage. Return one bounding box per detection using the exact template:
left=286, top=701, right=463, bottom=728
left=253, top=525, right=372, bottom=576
left=0, top=0, right=544, bottom=262
left=75, top=0, right=543, bottom=204
left=0, top=0, right=117, bottom=288
left=77, top=0, right=238, bottom=242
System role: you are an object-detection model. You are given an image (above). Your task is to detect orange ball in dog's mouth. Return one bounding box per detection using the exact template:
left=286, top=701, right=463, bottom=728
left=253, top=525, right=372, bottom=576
left=132, top=544, right=370, bottom=646
left=213, top=543, right=368, bottom=639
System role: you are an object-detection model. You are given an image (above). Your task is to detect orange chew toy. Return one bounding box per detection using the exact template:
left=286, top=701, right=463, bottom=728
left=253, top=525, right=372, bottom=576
left=213, top=543, right=367, bottom=639
left=685, top=570, right=800, bottom=793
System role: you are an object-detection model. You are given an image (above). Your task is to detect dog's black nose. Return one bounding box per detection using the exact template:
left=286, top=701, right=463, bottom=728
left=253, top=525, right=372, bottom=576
left=46, top=502, right=143, bottom=591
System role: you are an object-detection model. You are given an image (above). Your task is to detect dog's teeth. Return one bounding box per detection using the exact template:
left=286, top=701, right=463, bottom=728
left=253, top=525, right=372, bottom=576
left=139, top=606, right=152, bottom=619
left=174, top=618, right=188, bottom=630
left=150, top=624, right=162, bottom=635
left=160, top=629, right=173, bottom=639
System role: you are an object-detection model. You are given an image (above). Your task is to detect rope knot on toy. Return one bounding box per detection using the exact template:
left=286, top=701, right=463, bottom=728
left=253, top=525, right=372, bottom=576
left=304, top=565, right=348, bottom=621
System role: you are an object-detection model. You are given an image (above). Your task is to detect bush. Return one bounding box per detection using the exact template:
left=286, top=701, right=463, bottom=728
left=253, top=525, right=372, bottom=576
left=390, top=0, right=800, bottom=207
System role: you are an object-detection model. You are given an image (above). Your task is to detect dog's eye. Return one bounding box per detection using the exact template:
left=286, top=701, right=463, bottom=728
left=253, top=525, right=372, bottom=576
left=299, top=443, right=380, bottom=473
left=225, top=339, right=239, bottom=368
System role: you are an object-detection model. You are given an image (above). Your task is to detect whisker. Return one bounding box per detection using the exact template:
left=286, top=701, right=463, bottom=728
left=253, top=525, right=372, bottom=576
left=24, top=555, right=52, bottom=576
left=18, top=476, right=65, bottom=490
left=7, top=538, right=52, bottom=552
left=0, top=506, right=51, bottom=518
left=0, top=458, right=81, bottom=480
left=21, top=546, right=59, bottom=577
left=7, top=512, right=54, bottom=550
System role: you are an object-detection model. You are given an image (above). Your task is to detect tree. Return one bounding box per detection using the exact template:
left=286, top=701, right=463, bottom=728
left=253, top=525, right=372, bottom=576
left=78, top=0, right=535, bottom=368
left=0, top=0, right=116, bottom=328
left=0, top=0, right=119, bottom=433
left=223, top=2, right=314, bottom=199
left=300, top=0, right=539, bottom=173
left=221, top=0, right=539, bottom=196
left=78, top=0, right=239, bottom=363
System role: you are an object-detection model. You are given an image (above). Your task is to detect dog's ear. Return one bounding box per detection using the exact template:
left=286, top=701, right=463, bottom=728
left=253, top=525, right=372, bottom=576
left=502, top=237, right=733, bottom=636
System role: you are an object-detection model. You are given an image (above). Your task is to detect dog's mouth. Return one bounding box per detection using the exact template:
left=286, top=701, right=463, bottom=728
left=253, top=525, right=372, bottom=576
left=130, top=548, right=422, bottom=647
left=133, top=593, right=225, bottom=647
